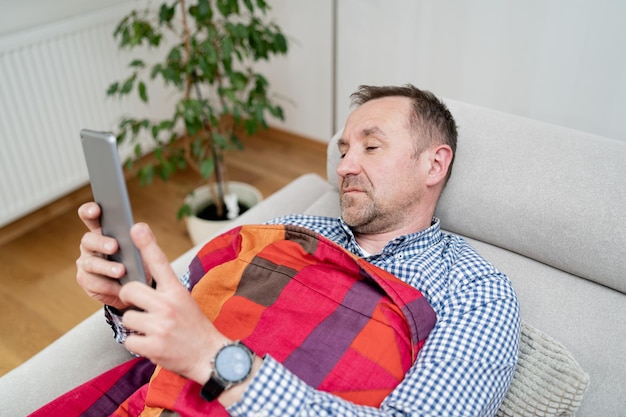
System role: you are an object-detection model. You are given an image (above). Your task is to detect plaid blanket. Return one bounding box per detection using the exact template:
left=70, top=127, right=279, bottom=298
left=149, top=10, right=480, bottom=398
left=31, top=225, right=436, bottom=416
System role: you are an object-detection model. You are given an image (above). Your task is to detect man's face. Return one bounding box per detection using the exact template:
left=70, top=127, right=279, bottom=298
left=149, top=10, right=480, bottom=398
left=337, top=96, right=429, bottom=234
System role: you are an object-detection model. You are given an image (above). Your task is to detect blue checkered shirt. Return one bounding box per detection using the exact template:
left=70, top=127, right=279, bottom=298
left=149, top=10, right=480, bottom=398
left=107, top=215, right=520, bottom=416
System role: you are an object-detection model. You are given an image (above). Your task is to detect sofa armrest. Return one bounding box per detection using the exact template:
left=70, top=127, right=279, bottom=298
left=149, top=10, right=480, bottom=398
left=0, top=310, right=132, bottom=416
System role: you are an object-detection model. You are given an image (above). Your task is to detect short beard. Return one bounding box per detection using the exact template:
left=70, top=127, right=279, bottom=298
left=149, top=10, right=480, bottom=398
left=340, top=193, right=385, bottom=234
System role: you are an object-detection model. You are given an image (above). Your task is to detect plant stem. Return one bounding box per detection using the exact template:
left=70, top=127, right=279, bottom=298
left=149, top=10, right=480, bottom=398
left=179, top=0, right=224, bottom=217
left=179, top=0, right=192, bottom=100
left=192, top=75, right=225, bottom=217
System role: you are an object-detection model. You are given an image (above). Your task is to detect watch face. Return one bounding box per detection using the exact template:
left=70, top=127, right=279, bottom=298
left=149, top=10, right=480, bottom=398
left=215, top=344, right=253, bottom=383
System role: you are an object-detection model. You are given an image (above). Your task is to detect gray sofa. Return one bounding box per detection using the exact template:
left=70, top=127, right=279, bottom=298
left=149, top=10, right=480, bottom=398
left=1, top=99, right=624, bottom=416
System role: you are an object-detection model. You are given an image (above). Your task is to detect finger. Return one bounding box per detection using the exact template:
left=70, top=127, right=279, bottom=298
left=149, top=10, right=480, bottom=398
left=76, top=249, right=125, bottom=279
left=75, top=256, right=128, bottom=308
left=130, top=223, right=178, bottom=290
left=80, top=231, right=119, bottom=257
left=118, top=282, right=156, bottom=317
left=78, top=202, right=102, bottom=232
left=76, top=267, right=121, bottom=294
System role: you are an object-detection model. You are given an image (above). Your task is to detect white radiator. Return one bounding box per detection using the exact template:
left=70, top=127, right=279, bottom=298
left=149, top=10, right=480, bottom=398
left=0, top=2, right=172, bottom=227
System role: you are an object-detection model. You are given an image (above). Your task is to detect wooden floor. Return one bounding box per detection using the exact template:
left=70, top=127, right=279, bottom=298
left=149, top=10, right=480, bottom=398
left=0, top=129, right=327, bottom=377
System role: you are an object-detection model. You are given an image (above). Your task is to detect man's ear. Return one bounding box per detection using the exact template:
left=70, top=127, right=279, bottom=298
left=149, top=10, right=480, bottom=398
left=425, top=145, right=453, bottom=187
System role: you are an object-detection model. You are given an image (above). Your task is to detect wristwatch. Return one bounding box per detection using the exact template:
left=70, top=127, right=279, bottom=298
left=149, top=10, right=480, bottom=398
left=200, top=341, right=255, bottom=402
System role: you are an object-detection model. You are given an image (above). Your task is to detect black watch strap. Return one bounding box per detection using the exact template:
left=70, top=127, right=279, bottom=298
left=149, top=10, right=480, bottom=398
left=200, top=341, right=254, bottom=402
left=200, top=376, right=227, bottom=402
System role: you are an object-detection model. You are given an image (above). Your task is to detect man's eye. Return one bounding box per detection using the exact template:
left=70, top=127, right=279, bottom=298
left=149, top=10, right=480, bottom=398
left=366, top=146, right=379, bottom=152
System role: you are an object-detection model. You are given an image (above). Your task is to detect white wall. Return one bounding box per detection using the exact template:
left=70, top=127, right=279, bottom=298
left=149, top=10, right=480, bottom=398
left=0, top=0, right=127, bottom=36
left=3, top=0, right=624, bottom=143
left=335, top=0, right=626, bottom=142
left=257, top=0, right=334, bottom=141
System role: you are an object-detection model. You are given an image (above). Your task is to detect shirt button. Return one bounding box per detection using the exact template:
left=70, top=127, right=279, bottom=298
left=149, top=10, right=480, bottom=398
left=396, top=253, right=404, bottom=259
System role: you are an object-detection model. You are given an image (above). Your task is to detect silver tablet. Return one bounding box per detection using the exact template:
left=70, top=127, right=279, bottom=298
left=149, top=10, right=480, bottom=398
left=80, top=129, right=146, bottom=285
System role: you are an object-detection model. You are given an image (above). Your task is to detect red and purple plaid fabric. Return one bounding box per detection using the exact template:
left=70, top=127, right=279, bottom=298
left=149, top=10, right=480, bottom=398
left=32, top=225, right=436, bottom=416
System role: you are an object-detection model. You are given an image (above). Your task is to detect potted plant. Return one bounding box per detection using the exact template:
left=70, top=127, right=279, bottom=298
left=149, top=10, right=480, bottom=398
left=106, top=0, right=288, bottom=244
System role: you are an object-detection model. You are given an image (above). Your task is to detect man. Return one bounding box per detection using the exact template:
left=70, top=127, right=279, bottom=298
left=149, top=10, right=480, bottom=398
left=77, top=84, right=520, bottom=416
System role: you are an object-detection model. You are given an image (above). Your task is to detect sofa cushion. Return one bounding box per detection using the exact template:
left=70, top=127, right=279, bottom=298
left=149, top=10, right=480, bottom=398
left=497, top=322, right=589, bottom=417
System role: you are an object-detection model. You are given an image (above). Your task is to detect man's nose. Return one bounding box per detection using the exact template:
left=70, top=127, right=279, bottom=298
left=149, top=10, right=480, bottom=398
left=336, top=150, right=361, bottom=178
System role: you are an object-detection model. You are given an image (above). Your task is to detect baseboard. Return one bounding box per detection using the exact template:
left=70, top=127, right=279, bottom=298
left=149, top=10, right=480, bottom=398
left=257, top=126, right=329, bottom=152
left=0, top=185, right=94, bottom=246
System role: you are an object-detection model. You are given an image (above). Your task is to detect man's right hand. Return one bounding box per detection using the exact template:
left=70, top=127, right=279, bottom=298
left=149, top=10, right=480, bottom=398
left=75, top=202, right=130, bottom=310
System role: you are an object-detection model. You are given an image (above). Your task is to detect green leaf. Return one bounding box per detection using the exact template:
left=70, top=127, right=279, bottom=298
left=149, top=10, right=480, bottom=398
left=244, top=118, right=258, bottom=135
left=274, top=32, right=288, bottom=53
left=230, top=132, right=244, bottom=150
left=270, top=105, right=284, bottom=120
left=183, top=100, right=203, bottom=136
left=131, top=120, right=141, bottom=135
left=157, top=119, right=174, bottom=131
left=256, top=0, right=269, bottom=12
left=216, top=0, right=231, bottom=16
left=233, top=104, right=241, bottom=122
left=162, top=66, right=181, bottom=86
left=249, top=30, right=267, bottom=60
left=230, top=71, right=247, bottom=91
left=255, top=74, right=268, bottom=89
left=106, top=82, right=119, bottom=96
left=120, top=118, right=134, bottom=130
left=167, top=47, right=182, bottom=63
left=255, top=104, right=265, bottom=124
left=138, top=81, right=148, bottom=102
left=120, top=74, right=136, bottom=94
left=231, top=0, right=240, bottom=15
left=200, top=158, right=215, bottom=179
left=201, top=41, right=218, bottom=65
left=138, top=165, right=155, bottom=185
left=158, top=3, right=176, bottom=25
left=175, top=153, right=188, bottom=170
left=177, top=203, right=192, bottom=220
left=150, top=63, right=163, bottom=80
left=191, top=136, right=205, bottom=158
left=149, top=33, right=162, bottom=47
left=213, top=131, right=228, bottom=147
left=197, top=0, right=212, bottom=20
left=129, top=59, right=145, bottom=68
left=158, top=159, right=175, bottom=180
left=113, top=15, right=129, bottom=39
left=116, top=130, right=126, bottom=145
left=222, top=36, right=234, bottom=59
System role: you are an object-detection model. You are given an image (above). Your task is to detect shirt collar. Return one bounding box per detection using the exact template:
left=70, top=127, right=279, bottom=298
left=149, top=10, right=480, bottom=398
left=337, top=217, right=444, bottom=257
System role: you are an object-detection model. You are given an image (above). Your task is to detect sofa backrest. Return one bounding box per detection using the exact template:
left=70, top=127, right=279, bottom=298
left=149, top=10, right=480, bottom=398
left=437, top=99, right=626, bottom=295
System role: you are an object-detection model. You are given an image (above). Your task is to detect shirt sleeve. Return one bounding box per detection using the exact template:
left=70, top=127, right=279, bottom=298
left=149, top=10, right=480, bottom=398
left=228, top=272, right=520, bottom=417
